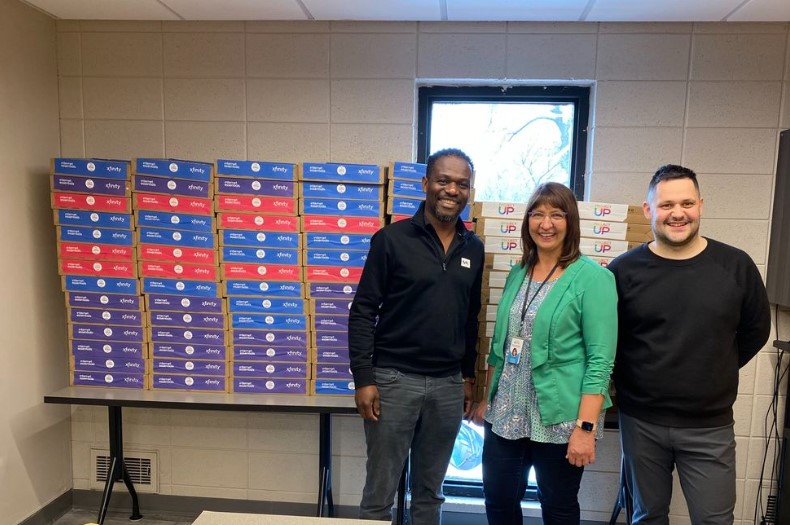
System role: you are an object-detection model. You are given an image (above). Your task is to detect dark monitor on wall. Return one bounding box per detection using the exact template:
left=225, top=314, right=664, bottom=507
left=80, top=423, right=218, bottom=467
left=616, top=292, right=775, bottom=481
left=766, top=130, right=790, bottom=308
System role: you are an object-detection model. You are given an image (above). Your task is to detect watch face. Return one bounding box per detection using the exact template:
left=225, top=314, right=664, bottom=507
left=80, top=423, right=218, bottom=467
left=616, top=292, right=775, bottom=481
left=580, top=421, right=594, bottom=432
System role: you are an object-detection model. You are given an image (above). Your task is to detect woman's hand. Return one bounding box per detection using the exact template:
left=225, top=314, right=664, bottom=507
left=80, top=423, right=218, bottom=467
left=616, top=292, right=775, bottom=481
left=565, top=427, right=596, bottom=467
left=469, top=401, right=487, bottom=426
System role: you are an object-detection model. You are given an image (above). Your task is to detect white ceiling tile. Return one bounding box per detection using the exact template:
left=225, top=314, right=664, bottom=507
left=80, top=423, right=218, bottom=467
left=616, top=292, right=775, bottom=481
left=162, top=0, right=308, bottom=20
left=586, top=0, right=745, bottom=22
left=25, top=0, right=180, bottom=20
left=727, top=0, right=790, bottom=21
left=301, top=0, right=442, bottom=21
left=447, top=0, right=589, bottom=21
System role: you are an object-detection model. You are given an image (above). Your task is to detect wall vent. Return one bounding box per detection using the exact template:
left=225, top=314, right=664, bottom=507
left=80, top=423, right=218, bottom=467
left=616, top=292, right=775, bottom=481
left=89, top=449, right=158, bottom=494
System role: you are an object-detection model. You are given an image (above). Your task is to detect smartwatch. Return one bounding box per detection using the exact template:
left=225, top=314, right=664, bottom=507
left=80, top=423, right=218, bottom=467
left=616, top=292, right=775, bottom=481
left=576, top=419, right=595, bottom=433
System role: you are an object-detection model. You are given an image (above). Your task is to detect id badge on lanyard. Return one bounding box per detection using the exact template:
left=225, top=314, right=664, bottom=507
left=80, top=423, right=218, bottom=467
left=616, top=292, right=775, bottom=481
left=507, top=337, right=525, bottom=364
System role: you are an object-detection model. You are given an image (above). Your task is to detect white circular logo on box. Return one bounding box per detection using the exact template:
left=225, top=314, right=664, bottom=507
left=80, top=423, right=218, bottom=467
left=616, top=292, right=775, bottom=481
left=176, top=281, right=185, bottom=291
left=102, top=311, right=111, bottom=320
left=185, top=362, right=194, bottom=371
left=252, top=181, right=261, bottom=191
left=171, top=216, right=180, bottom=224
left=252, top=198, right=261, bottom=207
left=184, top=330, right=193, bottom=340
left=104, top=328, right=113, bottom=337
left=169, top=163, right=178, bottom=173
left=87, top=162, right=96, bottom=172
left=259, top=283, right=269, bottom=291
left=172, top=232, right=182, bottom=241
left=337, top=218, right=347, bottom=227
left=256, top=233, right=266, bottom=242
left=174, top=265, right=183, bottom=274
left=86, top=196, right=96, bottom=205
left=348, top=382, right=355, bottom=390
left=337, top=201, right=347, bottom=211
left=181, top=298, right=191, bottom=307
left=337, top=166, right=347, bottom=175
left=93, top=262, right=103, bottom=271
left=90, top=213, right=100, bottom=222
left=265, top=333, right=275, bottom=342
left=103, top=344, right=112, bottom=353
left=257, top=266, right=267, bottom=275
left=340, top=235, right=350, bottom=245
left=106, top=359, right=115, bottom=368
left=340, top=252, right=350, bottom=262
left=340, top=268, right=350, bottom=277
left=256, top=249, right=266, bottom=259
left=251, top=163, right=261, bottom=172
left=86, top=179, right=95, bottom=189
left=173, top=248, right=182, bottom=257
left=92, top=246, right=102, bottom=255
left=185, top=377, right=194, bottom=386
left=183, top=314, right=192, bottom=323
left=266, top=380, right=275, bottom=390
left=92, top=230, right=102, bottom=239
left=104, top=374, right=114, bottom=383
left=265, top=316, right=274, bottom=324
left=266, top=365, right=275, bottom=373
left=254, top=216, right=264, bottom=225
left=266, top=348, right=275, bottom=357
left=337, top=184, right=346, bottom=194
left=262, top=300, right=271, bottom=308
left=167, top=180, right=177, bottom=190
left=169, top=197, right=179, bottom=207
left=186, top=346, right=195, bottom=355
left=97, top=279, right=106, bottom=288
left=100, top=295, right=109, bottom=304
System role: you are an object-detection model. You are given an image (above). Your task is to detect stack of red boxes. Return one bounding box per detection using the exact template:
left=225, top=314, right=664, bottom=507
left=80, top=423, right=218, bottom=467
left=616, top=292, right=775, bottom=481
left=300, top=163, right=386, bottom=395
left=214, top=160, right=308, bottom=395
left=133, top=158, right=226, bottom=392
left=52, top=158, right=146, bottom=389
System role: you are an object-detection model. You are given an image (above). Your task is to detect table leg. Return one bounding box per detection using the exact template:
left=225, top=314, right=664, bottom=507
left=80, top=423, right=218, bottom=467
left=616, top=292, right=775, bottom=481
left=318, top=413, right=335, bottom=517
left=96, top=406, right=143, bottom=524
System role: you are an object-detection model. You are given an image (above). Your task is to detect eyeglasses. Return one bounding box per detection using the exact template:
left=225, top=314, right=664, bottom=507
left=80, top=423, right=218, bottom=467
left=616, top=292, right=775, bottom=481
left=527, top=211, right=567, bottom=223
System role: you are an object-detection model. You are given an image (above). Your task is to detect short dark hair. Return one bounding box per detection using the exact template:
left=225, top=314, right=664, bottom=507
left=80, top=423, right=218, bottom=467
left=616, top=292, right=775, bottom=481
left=521, top=182, right=581, bottom=269
left=426, top=148, right=474, bottom=179
left=648, top=164, right=700, bottom=202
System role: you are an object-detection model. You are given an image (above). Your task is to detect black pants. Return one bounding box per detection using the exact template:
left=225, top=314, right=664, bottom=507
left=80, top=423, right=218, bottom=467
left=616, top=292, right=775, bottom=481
left=482, top=421, right=584, bottom=525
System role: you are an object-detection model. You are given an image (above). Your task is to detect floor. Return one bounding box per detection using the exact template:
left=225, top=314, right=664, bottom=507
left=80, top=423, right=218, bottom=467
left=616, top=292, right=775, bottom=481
left=52, top=508, right=197, bottom=525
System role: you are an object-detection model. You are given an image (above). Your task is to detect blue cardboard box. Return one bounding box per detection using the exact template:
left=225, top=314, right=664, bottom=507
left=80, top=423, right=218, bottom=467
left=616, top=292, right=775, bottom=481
left=216, top=159, right=297, bottom=181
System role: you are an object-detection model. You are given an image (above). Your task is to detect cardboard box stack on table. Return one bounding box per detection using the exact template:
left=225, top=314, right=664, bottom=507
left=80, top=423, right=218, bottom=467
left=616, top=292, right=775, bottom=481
left=300, top=162, right=386, bottom=395
left=132, top=158, right=226, bottom=392
left=213, top=160, right=308, bottom=395
left=386, top=161, right=473, bottom=225
left=577, top=201, right=653, bottom=267
left=51, top=158, right=146, bottom=389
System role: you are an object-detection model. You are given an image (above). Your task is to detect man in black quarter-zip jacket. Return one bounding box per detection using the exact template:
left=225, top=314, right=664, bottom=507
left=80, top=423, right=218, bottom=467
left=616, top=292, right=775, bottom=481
left=349, top=148, right=484, bottom=525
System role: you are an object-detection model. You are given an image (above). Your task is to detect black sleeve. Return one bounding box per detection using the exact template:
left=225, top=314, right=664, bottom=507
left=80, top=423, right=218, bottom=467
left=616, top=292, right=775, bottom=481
left=462, top=247, right=483, bottom=378
left=348, top=229, right=388, bottom=387
left=737, top=258, right=771, bottom=367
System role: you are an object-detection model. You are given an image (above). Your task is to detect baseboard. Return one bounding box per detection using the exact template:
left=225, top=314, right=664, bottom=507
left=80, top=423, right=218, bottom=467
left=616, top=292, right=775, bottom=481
left=18, top=491, right=73, bottom=525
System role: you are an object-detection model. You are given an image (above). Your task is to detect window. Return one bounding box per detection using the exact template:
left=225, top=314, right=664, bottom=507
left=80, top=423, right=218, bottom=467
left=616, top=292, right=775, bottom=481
left=417, top=85, right=591, bottom=499
left=417, top=85, right=590, bottom=200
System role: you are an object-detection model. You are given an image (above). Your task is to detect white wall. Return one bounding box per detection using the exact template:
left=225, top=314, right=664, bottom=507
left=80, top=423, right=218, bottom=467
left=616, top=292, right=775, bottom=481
left=0, top=0, right=71, bottom=523
left=48, top=18, right=790, bottom=525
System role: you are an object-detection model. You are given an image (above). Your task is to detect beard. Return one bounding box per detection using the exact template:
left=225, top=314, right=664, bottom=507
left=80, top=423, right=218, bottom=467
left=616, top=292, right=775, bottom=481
left=429, top=196, right=464, bottom=222
left=653, top=219, right=700, bottom=248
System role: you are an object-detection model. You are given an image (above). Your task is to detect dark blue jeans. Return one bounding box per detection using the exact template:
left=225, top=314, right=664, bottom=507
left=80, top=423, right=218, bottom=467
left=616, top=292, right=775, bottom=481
left=482, top=421, right=584, bottom=525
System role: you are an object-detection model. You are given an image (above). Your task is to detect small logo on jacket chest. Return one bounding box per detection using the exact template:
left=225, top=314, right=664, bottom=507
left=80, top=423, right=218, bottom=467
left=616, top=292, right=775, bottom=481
left=461, top=258, right=471, bottom=268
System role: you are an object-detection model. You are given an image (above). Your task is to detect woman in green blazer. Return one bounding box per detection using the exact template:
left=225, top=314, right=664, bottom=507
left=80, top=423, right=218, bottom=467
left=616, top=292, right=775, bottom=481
left=471, top=182, right=617, bottom=525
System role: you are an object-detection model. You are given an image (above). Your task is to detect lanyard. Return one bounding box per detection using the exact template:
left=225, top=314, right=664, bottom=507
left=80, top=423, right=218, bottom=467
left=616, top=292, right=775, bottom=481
left=519, top=262, right=559, bottom=326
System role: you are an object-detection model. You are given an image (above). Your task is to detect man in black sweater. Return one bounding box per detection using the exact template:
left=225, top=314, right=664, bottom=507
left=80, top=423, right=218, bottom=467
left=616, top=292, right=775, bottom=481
left=608, top=165, right=770, bottom=525
left=349, top=148, right=483, bottom=524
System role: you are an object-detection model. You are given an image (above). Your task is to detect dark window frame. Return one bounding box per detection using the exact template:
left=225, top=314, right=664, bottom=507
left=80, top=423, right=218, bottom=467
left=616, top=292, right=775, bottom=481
left=416, top=85, right=591, bottom=199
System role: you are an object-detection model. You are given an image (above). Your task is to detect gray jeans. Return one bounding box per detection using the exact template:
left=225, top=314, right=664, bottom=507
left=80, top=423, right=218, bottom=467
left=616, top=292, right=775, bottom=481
left=359, top=367, right=465, bottom=525
left=619, top=412, right=736, bottom=525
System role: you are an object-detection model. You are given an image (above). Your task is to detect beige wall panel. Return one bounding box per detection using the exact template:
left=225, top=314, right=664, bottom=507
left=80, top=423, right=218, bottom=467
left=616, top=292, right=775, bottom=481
left=738, top=359, right=757, bottom=395
left=58, top=76, right=83, bottom=119
left=79, top=20, right=162, bottom=32
left=687, top=82, right=781, bottom=128
left=508, top=22, right=597, bottom=33
left=332, top=21, right=416, bottom=33
left=248, top=451, right=317, bottom=492
left=247, top=413, right=318, bottom=452
left=586, top=171, right=651, bottom=205
left=57, top=32, right=81, bottom=76
left=683, top=128, right=777, bottom=174
left=592, top=127, right=683, bottom=172
left=330, top=123, right=413, bottom=164
left=506, top=34, right=597, bottom=79
left=750, top=394, right=785, bottom=438
left=595, top=81, right=687, bottom=127
left=733, top=394, right=755, bottom=438
left=81, top=33, right=163, bottom=77
left=164, top=78, right=245, bottom=121
left=753, top=351, right=787, bottom=396
left=691, top=34, right=786, bottom=81
left=693, top=22, right=788, bottom=33
left=333, top=415, right=366, bottom=458
left=83, top=77, right=163, bottom=120
left=696, top=173, right=772, bottom=220
left=332, top=33, right=417, bottom=78
left=247, top=79, right=329, bottom=122
left=331, top=79, right=414, bottom=124
left=162, top=21, right=244, bottom=33
left=165, top=121, right=246, bottom=162
left=84, top=120, right=164, bottom=158
left=599, top=22, right=692, bottom=33
left=417, top=33, right=506, bottom=78
left=59, top=120, right=85, bottom=157
left=163, top=33, right=245, bottom=78
left=419, top=21, right=506, bottom=33
left=56, top=20, right=80, bottom=32
left=596, top=34, right=691, bottom=81
left=245, top=21, right=330, bottom=33
left=171, top=447, right=248, bottom=488
left=246, top=34, right=330, bottom=78
left=247, top=122, right=329, bottom=163
left=700, top=218, right=769, bottom=264
left=123, top=407, right=174, bottom=447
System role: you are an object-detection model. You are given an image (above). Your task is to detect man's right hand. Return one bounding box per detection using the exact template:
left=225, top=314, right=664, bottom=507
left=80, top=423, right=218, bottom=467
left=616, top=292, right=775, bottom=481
left=470, top=401, right=487, bottom=426
left=355, top=385, right=380, bottom=421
